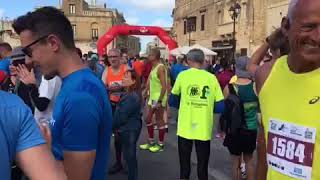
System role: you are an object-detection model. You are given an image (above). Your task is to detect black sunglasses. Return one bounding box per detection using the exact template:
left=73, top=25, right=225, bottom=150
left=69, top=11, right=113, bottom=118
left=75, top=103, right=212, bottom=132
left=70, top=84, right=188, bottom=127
left=22, top=35, right=49, bottom=57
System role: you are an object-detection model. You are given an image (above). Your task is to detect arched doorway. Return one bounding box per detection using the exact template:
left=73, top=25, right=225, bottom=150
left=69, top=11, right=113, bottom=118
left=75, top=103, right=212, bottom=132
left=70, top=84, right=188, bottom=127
left=97, top=25, right=178, bottom=57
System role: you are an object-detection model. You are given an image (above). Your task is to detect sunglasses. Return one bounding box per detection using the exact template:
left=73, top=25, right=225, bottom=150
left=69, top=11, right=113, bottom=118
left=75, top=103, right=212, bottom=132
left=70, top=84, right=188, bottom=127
left=22, top=35, right=49, bottom=58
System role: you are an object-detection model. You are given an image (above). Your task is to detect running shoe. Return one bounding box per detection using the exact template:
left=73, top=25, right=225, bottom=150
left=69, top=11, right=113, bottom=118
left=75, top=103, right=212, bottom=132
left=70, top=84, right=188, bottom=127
left=149, top=144, right=164, bottom=153
left=108, top=163, right=123, bottom=175
left=240, top=163, right=247, bottom=179
left=139, top=143, right=153, bottom=150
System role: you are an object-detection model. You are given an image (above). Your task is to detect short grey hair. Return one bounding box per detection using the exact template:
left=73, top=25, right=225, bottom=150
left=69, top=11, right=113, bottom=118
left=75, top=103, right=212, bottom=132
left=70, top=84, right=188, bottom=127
left=186, top=49, right=205, bottom=64
left=288, top=0, right=300, bottom=23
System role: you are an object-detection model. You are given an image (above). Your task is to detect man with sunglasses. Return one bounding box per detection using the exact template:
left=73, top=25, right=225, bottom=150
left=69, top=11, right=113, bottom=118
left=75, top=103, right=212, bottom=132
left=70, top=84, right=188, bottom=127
left=102, top=48, right=128, bottom=175
left=12, top=7, right=113, bottom=180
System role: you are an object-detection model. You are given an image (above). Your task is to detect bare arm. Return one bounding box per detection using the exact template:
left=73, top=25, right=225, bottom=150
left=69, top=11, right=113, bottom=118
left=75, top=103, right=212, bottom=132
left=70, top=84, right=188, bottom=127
left=157, top=65, right=167, bottom=102
left=254, top=58, right=275, bottom=180
left=17, top=144, right=67, bottom=180
left=247, top=43, right=269, bottom=74
left=101, top=68, right=108, bottom=84
left=63, top=151, right=96, bottom=180
left=255, top=61, right=274, bottom=95
left=223, top=85, right=230, bottom=97
left=256, top=124, right=267, bottom=180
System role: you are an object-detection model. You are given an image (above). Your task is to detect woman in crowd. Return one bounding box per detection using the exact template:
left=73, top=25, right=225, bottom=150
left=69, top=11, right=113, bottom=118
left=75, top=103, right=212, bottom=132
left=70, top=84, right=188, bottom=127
left=113, top=69, right=142, bottom=180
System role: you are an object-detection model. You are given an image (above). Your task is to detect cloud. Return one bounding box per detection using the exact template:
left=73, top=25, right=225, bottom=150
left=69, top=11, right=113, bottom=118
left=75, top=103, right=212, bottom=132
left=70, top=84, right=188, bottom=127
left=117, top=0, right=174, bottom=10
left=126, top=17, right=140, bottom=25
left=0, top=9, right=5, bottom=18
left=150, top=18, right=172, bottom=27
left=123, top=10, right=140, bottom=25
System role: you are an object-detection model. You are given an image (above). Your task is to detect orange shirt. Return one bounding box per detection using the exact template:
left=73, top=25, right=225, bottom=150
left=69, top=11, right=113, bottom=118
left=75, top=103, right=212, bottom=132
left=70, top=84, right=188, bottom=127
left=132, top=60, right=144, bottom=77
left=105, top=64, right=127, bottom=103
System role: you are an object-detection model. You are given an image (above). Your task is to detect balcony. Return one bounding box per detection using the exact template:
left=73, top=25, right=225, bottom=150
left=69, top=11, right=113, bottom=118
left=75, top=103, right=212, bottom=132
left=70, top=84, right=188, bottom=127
left=217, top=22, right=239, bottom=36
left=83, top=10, right=112, bottom=17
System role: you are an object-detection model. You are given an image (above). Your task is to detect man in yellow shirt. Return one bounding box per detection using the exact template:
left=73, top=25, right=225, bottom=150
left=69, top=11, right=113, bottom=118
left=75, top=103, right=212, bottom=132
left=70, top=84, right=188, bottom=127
left=255, top=0, right=320, bottom=179
left=140, top=48, right=168, bottom=153
left=172, top=49, right=224, bottom=180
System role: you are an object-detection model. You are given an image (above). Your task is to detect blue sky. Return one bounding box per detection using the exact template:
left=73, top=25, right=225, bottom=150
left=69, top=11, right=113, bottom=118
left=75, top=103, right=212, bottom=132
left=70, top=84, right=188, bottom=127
left=0, top=0, right=174, bottom=52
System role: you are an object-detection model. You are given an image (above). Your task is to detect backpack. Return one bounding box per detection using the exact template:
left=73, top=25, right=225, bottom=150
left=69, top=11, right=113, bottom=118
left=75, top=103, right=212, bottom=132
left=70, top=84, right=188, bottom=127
left=222, top=83, right=246, bottom=135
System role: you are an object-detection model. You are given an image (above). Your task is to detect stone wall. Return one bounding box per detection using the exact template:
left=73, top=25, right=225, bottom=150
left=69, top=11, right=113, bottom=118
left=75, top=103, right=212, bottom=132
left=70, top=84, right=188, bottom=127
left=173, top=0, right=289, bottom=56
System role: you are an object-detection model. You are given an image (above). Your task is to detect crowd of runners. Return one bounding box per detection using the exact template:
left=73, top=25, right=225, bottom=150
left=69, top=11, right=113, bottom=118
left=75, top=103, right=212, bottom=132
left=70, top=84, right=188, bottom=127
left=0, top=0, right=319, bottom=180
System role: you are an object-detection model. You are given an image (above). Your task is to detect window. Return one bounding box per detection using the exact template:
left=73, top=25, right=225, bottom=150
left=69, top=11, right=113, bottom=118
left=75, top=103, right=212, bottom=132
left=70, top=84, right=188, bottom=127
left=72, top=25, right=76, bottom=38
left=240, top=48, right=248, bottom=56
left=187, top=16, right=197, bottom=32
left=92, top=28, right=99, bottom=40
left=218, top=10, right=222, bottom=25
left=69, top=4, right=76, bottom=14
left=201, top=14, right=205, bottom=31
left=183, top=20, right=187, bottom=34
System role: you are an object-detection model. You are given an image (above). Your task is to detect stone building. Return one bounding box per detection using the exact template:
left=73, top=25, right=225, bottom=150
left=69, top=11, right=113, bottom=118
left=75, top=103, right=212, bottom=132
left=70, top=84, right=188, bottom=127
left=266, top=0, right=288, bottom=35
left=62, top=0, right=140, bottom=54
left=172, top=0, right=288, bottom=59
left=0, top=19, right=20, bottom=47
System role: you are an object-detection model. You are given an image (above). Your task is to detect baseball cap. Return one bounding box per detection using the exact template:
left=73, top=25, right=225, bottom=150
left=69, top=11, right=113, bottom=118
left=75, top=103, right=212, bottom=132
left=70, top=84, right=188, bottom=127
left=88, top=54, right=99, bottom=62
left=235, top=56, right=252, bottom=79
left=10, top=46, right=25, bottom=62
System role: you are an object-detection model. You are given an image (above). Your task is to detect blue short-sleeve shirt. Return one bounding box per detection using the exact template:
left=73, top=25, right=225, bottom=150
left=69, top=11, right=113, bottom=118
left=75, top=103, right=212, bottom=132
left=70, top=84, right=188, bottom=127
left=51, top=68, right=112, bottom=180
left=0, top=58, right=11, bottom=75
left=0, top=91, right=46, bottom=179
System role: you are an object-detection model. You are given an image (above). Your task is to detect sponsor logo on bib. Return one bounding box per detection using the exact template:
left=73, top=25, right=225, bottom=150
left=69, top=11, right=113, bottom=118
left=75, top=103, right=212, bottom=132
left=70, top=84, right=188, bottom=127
left=309, top=96, right=320, bottom=104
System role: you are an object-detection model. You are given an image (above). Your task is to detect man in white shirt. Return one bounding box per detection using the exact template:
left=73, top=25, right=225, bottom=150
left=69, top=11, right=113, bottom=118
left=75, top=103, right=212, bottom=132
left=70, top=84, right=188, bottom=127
left=34, top=76, right=62, bottom=124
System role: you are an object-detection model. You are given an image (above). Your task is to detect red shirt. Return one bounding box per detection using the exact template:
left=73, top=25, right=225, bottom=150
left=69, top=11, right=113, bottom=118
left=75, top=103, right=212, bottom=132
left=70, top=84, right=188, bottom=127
left=216, top=70, right=234, bottom=90
left=0, top=70, right=6, bottom=84
left=142, top=62, right=152, bottom=81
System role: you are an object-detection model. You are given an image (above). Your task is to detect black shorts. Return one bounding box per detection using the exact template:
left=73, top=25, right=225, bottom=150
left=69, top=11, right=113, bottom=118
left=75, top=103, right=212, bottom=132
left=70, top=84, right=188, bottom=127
left=224, top=129, right=257, bottom=156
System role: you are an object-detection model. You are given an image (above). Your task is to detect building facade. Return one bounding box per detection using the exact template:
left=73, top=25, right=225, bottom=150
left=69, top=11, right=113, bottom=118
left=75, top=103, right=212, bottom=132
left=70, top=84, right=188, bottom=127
left=0, top=1, right=141, bottom=55
left=0, top=19, right=20, bottom=47
left=62, top=0, right=140, bottom=54
left=266, top=0, right=288, bottom=35
left=172, top=0, right=288, bottom=59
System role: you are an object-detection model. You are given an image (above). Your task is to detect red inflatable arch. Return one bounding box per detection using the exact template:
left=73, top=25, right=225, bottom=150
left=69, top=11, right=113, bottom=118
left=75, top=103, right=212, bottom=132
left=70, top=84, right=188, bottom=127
left=97, top=25, right=178, bottom=57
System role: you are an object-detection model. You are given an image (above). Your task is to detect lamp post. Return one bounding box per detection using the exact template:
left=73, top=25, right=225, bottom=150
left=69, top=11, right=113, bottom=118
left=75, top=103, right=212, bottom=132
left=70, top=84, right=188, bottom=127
left=228, top=2, right=241, bottom=64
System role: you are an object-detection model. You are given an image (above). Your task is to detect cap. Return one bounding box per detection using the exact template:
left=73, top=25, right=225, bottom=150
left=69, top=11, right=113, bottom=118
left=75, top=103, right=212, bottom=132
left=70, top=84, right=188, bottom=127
left=235, top=56, right=252, bottom=79
left=10, top=47, right=25, bottom=62
left=88, top=54, right=99, bottom=62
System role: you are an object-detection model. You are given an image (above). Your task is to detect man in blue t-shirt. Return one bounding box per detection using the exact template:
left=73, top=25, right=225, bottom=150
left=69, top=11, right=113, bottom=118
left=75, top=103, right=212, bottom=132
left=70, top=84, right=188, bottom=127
left=169, top=55, right=189, bottom=122
left=0, top=91, right=66, bottom=180
left=13, top=7, right=113, bottom=180
left=170, top=55, right=189, bottom=86
left=88, top=53, right=105, bottom=79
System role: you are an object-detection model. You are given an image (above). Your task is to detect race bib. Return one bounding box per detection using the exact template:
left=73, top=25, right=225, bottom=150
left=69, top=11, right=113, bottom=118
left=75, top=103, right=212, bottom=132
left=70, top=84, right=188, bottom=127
left=109, top=81, right=122, bottom=88
left=267, top=119, right=316, bottom=180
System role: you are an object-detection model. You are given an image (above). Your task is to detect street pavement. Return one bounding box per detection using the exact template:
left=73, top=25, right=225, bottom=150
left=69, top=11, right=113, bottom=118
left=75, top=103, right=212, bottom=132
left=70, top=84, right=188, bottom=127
left=108, top=122, right=234, bottom=180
